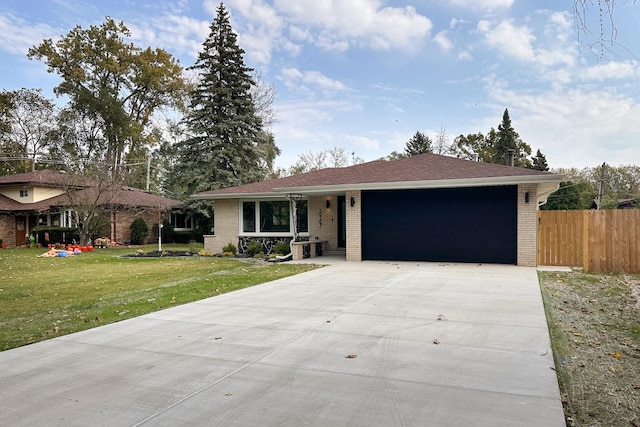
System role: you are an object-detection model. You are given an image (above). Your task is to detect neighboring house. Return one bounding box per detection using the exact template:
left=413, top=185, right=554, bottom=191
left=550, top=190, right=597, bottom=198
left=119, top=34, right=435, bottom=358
left=193, top=153, right=563, bottom=266
left=0, top=169, right=183, bottom=247
left=590, top=198, right=638, bottom=210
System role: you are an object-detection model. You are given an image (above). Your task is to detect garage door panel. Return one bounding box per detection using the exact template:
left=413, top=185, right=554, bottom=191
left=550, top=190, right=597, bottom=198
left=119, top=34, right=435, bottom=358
left=362, top=187, right=517, bottom=264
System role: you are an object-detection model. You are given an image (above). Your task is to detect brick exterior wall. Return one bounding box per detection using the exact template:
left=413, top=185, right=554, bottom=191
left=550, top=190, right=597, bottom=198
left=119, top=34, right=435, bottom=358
left=112, top=210, right=167, bottom=244
left=308, top=196, right=338, bottom=250
left=204, top=199, right=238, bottom=253
left=0, top=215, right=15, bottom=247
left=345, top=190, right=362, bottom=261
left=517, top=183, right=538, bottom=266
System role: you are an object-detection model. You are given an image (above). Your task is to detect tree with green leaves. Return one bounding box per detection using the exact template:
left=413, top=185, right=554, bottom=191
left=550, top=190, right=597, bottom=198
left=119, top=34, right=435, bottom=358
left=450, top=131, right=495, bottom=162
left=540, top=181, right=593, bottom=210
left=172, top=3, right=269, bottom=202
left=450, top=109, right=538, bottom=168
left=0, top=88, right=56, bottom=173
left=531, top=149, right=549, bottom=171
left=27, top=17, right=187, bottom=176
left=0, top=91, right=12, bottom=135
left=404, top=131, right=433, bottom=157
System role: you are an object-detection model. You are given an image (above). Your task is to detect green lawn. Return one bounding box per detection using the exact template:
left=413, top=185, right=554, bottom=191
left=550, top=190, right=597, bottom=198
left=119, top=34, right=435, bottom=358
left=0, top=245, right=319, bottom=351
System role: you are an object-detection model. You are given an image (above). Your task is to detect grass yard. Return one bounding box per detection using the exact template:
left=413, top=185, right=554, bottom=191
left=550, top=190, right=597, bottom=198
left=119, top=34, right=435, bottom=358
left=0, top=245, right=319, bottom=351
left=539, top=270, right=640, bottom=427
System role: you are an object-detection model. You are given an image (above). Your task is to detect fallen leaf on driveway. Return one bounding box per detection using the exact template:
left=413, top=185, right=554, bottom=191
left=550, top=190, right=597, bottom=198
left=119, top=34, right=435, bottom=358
left=345, top=354, right=357, bottom=359
left=433, top=339, right=440, bottom=345
left=436, top=314, right=444, bottom=321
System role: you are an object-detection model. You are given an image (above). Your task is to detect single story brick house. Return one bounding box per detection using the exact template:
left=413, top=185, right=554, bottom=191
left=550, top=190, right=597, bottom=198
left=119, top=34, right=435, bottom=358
left=193, top=153, right=563, bottom=266
left=0, top=170, right=183, bottom=247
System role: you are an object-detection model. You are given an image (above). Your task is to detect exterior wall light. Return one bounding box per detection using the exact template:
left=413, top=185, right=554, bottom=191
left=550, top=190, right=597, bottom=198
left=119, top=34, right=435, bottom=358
left=525, top=192, right=530, bottom=203
left=350, top=197, right=355, bottom=207
left=326, top=200, right=331, bottom=209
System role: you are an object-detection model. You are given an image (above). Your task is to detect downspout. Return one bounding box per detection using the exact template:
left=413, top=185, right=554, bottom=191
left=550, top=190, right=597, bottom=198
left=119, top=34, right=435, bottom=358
left=276, top=194, right=303, bottom=261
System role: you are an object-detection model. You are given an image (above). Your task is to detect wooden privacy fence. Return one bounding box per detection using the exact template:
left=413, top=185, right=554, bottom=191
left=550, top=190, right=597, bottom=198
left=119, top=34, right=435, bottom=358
left=537, top=210, right=640, bottom=273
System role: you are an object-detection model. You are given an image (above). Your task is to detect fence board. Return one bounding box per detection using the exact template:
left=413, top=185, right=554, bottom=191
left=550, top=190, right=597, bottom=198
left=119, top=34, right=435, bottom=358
left=538, top=210, right=640, bottom=273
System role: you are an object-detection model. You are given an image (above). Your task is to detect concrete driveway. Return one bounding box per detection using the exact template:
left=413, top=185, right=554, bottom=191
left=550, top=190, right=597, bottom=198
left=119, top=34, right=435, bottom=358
left=0, top=261, right=565, bottom=426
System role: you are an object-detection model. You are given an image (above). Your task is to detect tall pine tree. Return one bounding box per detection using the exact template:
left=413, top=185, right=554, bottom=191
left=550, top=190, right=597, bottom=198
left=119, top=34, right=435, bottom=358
left=174, top=3, right=267, bottom=197
left=404, top=131, right=433, bottom=157
left=495, top=109, right=532, bottom=167
left=531, top=149, right=549, bottom=171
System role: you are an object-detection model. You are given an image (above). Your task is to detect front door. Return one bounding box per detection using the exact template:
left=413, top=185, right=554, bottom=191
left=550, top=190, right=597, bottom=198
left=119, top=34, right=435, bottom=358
left=15, top=216, right=27, bottom=246
left=337, top=196, right=346, bottom=248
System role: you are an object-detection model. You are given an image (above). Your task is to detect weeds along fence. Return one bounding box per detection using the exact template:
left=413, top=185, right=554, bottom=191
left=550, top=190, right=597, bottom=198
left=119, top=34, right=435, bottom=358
left=537, top=210, right=640, bottom=273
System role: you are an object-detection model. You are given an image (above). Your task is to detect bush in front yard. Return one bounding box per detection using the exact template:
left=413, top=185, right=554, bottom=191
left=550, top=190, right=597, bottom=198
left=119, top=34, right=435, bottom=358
left=129, top=218, right=148, bottom=245
left=245, top=240, right=264, bottom=257
left=274, top=241, right=290, bottom=255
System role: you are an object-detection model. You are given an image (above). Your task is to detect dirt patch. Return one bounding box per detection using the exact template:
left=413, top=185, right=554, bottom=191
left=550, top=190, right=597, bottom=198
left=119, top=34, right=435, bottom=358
left=539, top=270, right=640, bottom=427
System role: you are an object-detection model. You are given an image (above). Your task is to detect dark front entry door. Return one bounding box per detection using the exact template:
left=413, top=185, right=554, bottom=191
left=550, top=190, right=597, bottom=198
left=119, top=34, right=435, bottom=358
left=337, top=196, right=346, bottom=248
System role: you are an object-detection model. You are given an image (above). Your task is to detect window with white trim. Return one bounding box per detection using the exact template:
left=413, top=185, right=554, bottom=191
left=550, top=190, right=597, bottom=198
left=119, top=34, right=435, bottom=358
left=19, top=189, right=28, bottom=197
left=241, top=200, right=308, bottom=234
left=170, top=212, right=194, bottom=230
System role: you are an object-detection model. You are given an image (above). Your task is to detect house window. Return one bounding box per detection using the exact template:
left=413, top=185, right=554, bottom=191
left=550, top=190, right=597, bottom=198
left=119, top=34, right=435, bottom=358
left=171, top=212, right=193, bottom=230
left=240, top=200, right=308, bottom=234
left=260, top=201, right=290, bottom=232
left=242, top=202, right=256, bottom=232
left=19, top=190, right=28, bottom=197
left=61, top=210, right=76, bottom=228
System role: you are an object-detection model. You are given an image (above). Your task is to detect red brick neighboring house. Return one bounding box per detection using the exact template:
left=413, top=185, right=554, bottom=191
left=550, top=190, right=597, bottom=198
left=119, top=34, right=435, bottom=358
left=0, top=170, right=181, bottom=247
left=193, top=153, right=563, bottom=265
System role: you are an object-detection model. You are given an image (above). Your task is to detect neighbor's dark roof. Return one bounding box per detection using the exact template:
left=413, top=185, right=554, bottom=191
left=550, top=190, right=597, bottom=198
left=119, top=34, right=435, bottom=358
left=0, top=170, right=180, bottom=212
left=0, top=169, right=81, bottom=188
left=195, top=153, right=563, bottom=198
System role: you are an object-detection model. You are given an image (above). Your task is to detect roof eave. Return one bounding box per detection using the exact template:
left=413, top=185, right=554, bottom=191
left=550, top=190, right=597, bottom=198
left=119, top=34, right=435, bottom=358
left=274, top=174, right=565, bottom=195
left=192, top=192, right=284, bottom=200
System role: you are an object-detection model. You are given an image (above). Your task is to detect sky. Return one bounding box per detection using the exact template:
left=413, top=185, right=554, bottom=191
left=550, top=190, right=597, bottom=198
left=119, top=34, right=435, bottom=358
left=1, top=0, right=639, bottom=171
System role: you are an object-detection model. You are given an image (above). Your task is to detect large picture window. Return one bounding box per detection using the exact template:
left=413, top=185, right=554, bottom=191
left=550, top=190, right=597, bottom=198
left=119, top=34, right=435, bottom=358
left=241, top=199, right=308, bottom=234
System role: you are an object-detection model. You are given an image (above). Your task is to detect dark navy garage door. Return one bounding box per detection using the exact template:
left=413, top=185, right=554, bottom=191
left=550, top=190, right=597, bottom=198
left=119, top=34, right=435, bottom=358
left=361, top=186, right=517, bottom=264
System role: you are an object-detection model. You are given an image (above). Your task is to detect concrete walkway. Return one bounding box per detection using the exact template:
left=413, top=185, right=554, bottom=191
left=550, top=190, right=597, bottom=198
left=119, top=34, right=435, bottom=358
left=0, top=262, right=565, bottom=426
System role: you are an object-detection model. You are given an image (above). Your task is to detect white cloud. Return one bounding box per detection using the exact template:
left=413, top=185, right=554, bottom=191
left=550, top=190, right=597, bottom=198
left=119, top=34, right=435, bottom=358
left=447, top=0, right=513, bottom=11
left=434, top=31, right=453, bottom=51
left=479, top=20, right=535, bottom=61
left=272, top=0, right=431, bottom=52
left=344, top=134, right=380, bottom=150
left=478, top=19, right=575, bottom=68
left=484, top=78, right=640, bottom=168
left=128, top=14, right=209, bottom=60
left=582, top=61, right=640, bottom=81
left=0, top=13, right=58, bottom=55
left=280, top=67, right=349, bottom=93
left=458, top=50, right=473, bottom=61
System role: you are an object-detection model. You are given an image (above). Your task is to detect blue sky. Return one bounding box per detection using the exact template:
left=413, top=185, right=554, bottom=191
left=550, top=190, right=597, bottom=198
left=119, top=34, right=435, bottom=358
left=1, top=0, right=639, bottom=170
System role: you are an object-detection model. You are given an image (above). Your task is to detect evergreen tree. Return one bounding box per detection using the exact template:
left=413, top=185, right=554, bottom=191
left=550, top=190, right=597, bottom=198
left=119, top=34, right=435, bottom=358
left=173, top=3, right=268, bottom=199
left=495, top=109, right=532, bottom=167
left=530, top=149, right=549, bottom=171
left=404, top=131, right=433, bottom=156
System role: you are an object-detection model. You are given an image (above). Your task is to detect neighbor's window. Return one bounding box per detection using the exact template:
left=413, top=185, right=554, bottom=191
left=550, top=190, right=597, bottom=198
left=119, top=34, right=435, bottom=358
left=171, top=212, right=193, bottom=230
left=19, top=189, right=28, bottom=197
left=240, top=199, right=308, bottom=234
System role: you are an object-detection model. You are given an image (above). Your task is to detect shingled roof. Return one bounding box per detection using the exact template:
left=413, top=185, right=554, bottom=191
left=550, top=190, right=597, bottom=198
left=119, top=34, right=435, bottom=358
left=0, top=170, right=180, bottom=212
left=194, top=153, right=563, bottom=199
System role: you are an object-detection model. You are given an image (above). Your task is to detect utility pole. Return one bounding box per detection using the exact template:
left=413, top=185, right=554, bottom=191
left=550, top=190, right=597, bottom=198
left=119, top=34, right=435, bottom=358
left=597, top=162, right=606, bottom=209
left=146, top=155, right=151, bottom=192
